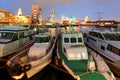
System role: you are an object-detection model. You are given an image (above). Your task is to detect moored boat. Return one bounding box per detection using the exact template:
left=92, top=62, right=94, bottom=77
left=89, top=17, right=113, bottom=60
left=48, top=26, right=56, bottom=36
left=6, top=31, right=57, bottom=79
left=57, top=31, right=115, bottom=80
left=0, top=25, right=35, bottom=67
left=85, top=30, right=120, bottom=77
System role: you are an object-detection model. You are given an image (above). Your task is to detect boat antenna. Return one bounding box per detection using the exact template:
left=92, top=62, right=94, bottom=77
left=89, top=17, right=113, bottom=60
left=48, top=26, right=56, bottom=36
left=99, top=12, right=103, bottom=21
left=95, top=12, right=103, bottom=21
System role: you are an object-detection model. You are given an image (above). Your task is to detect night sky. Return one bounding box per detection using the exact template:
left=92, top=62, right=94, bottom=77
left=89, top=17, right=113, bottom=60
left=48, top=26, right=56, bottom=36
left=0, top=0, right=120, bottom=21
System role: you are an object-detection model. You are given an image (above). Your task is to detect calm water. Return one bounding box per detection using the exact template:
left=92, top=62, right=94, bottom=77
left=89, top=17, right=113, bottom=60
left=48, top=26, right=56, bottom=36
left=29, top=64, right=75, bottom=80
left=0, top=64, right=75, bottom=80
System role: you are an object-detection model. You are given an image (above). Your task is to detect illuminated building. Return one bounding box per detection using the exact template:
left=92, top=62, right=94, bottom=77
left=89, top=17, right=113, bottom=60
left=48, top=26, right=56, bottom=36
left=17, top=8, right=22, bottom=16
left=15, top=8, right=32, bottom=25
left=31, top=5, right=42, bottom=24
left=0, top=9, right=15, bottom=25
left=84, top=15, right=89, bottom=24
left=50, top=9, right=55, bottom=23
left=0, top=9, right=32, bottom=25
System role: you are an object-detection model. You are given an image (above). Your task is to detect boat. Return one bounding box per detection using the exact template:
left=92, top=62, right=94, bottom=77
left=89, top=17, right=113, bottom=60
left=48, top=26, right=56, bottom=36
left=85, top=30, right=120, bottom=77
left=6, top=31, right=57, bottom=79
left=57, top=31, right=115, bottom=80
left=0, top=25, right=35, bottom=67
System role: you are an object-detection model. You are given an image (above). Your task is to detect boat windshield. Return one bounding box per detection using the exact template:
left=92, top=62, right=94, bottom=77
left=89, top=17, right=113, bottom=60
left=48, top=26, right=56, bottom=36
left=0, top=32, right=14, bottom=40
left=64, top=37, right=83, bottom=43
left=35, top=37, right=49, bottom=43
left=103, top=33, right=120, bottom=41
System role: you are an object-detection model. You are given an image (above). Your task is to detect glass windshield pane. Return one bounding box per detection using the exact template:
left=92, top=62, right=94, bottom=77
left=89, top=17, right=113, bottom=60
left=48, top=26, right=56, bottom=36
left=0, top=32, right=14, bottom=39
left=35, top=37, right=49, bottom=43
left=42, top=37, right=49, bottom=42
left=78, top=37, right=82, bottom=42
left=103, top=33, right=120, bottom=41
left=64, top=38, right=69, bottom=43
left=70, top=38, right=76, bottom=43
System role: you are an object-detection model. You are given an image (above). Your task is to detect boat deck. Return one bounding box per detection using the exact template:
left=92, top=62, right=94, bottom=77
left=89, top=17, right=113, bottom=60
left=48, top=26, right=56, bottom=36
left=58, top=46, right=88, bottom=74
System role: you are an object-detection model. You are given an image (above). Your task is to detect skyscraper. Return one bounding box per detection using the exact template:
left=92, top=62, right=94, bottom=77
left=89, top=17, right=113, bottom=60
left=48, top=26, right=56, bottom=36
left=50, top=9, right=55, bottom=23
left=50, top=9, right=58, bottom=24
left=31, top=5, right=42, bottom=24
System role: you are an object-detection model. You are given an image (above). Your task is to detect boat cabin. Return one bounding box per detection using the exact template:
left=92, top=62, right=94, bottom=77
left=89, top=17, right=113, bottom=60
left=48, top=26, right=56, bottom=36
left=0, top=26, right=35, bottom=57
left=28, top=32, right=54, bottom=60
left=62, top=33, right=88, bottom=60
left=35, top=33, right=50, bottom=43
left=86, top=31, right=120, bottom=61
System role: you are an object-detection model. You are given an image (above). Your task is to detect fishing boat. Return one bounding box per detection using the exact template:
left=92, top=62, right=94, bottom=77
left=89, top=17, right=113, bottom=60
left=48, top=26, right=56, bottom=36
left=85, top=30, right=120, bottom=77
left=6, top=32, right=57, bottom=79
left=0, top=25, right=35, bottom=67
left=0, top=25, right=35, bottom=57
left=57, top=31, right=115, bottom=80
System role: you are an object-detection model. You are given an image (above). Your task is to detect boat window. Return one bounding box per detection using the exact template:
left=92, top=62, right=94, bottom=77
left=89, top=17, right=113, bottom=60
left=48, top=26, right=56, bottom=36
left=78, top=37, right=82, bottom=42
left=35, top=37, right=40, bottom=43
left=107, top=44, right=120, bottom=55
left=64, top=38, right=69, bottom=43
left=107, top=44, right=111, bottom=51
left=103, top=33, right=120, bottom=41
left=19, top=32, right=24, bottom=38
left=89, top=32, right=98, bottom=37
left=29, top=35, right=33, bottom=40
left=70, top=37, right=76, bottom=43
left=89, top=32, right=94, bottom=36
left=111, top=46, right=119, bottom=55
left=98, top=33, right=104, bottom=40
left=101, top=45, right=105, bottom=51
left=0, top=32, right=14, bottom=39
left=115, top=33, right=120, bottom=40
left=42, top=37, right=49, bottom=42
left=12, top=33, right=18, bottom=40
left=35, top=37, right=49, bottom=43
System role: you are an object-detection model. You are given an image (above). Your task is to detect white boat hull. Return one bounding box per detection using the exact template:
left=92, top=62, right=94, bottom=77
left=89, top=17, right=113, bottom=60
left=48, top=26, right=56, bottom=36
left=26, top=50, right=52, bottom=78
left=85, top=40, right=120, bottom=77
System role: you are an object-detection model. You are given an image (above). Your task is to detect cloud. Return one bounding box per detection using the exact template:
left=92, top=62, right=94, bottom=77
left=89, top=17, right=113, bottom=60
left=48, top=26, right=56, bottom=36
left=31, top=0, right=79, bottom=18
left=32, top=0, right=78, bottom=9
left=91, top=0, right=120, bottom=5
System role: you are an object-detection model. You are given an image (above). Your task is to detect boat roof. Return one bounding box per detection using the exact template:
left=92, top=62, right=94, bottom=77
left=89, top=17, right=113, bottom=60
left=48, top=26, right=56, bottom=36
left=89, top=30, right=120, bottom=34
left=0, top=26, right=28, bottom=32
left=62, top=33, right=83, bottom=37
left=35, top=32, right=50, bottom=37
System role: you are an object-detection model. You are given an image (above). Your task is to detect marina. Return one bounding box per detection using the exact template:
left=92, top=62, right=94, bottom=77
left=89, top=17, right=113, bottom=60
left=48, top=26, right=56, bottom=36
left=0, top=25, right=119, bottom=80
left=57, top=30, right=114, bottom=80
left=1, top=1, right=120, bottom=80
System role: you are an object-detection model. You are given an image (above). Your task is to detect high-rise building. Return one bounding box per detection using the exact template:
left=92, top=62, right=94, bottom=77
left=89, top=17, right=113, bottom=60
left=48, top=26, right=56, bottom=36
left=0, top=9, right=15, bottom=25
left=31, top=5, right=42, bottom=24
left=0, top=9, right=32, bottom=25
left=50, top=9, right=58, bottom=24
left=50, top=9, right=55, bottom=23
left=16, top=8, right=32, bottom=25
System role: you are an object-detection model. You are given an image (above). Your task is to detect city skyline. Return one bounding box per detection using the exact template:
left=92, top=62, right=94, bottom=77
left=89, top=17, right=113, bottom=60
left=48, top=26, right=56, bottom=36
left=0, top=0, right=120, bottom=21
